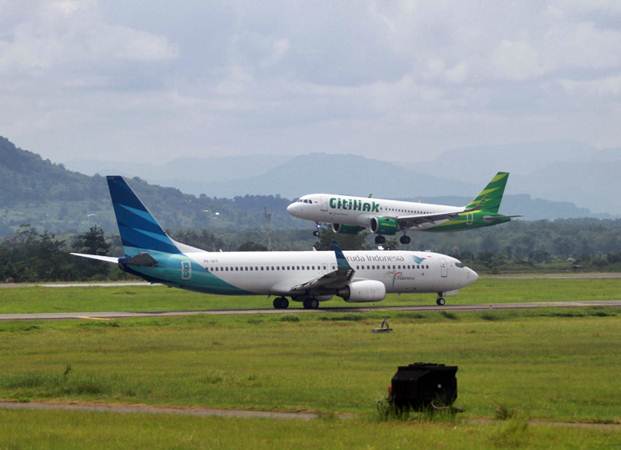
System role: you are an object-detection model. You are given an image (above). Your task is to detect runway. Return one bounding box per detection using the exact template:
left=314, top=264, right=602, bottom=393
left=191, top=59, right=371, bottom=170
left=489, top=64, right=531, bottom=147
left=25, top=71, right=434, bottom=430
left=0, top=300, right=620, bottom=321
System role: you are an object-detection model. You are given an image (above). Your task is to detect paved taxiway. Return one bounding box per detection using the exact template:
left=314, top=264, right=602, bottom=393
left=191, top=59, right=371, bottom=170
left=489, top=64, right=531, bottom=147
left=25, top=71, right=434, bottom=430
left=0, top=300, right=620, bottom=321
left=0, top=401, right=619, bottom=429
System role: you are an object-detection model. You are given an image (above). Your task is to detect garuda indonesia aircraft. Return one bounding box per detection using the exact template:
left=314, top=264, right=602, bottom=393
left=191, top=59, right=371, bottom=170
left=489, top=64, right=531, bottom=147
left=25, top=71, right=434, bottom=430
left=71, top=176, right=478, bottom=308
left=287, top=172, right=518, bottom=245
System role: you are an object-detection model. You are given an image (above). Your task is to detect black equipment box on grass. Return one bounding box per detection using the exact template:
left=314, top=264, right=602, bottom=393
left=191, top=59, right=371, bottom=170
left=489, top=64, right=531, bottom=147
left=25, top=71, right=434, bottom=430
left=389, top=363, right=458, bottom=410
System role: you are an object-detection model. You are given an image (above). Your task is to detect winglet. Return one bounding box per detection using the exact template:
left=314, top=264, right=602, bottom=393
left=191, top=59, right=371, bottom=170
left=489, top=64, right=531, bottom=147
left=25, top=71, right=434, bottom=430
left=331, top=241, right=353, bottom=272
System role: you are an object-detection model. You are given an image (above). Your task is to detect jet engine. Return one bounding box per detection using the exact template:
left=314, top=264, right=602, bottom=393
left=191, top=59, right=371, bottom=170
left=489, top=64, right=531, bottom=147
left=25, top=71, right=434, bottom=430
left=332, top=224, right=365, bottom=235
left=370, top=217, right=399, bottom=235
left=338, top=280, right=386, bottom=302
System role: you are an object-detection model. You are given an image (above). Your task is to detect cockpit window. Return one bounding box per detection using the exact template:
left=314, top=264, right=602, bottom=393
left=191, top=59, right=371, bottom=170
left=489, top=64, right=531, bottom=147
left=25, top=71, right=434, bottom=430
left=455, top=262, right=465, bottom=268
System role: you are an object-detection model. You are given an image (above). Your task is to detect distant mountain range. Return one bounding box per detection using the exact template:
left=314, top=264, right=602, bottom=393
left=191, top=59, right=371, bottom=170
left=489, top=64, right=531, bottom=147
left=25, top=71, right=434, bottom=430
left=67, top=141, right=620, bottom=216
left=0, top=135, right=611, bottom=236
left=412, top=141, right=621, bottom=215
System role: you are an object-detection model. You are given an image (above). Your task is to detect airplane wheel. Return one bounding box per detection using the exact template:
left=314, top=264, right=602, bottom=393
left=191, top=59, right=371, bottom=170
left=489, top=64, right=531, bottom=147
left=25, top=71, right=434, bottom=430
left=303, top=298, right=319, bottom=309
left=273, top=297, right=289, bottom=309
left=313, top=230, right=320, bottom=237
left=375, top=235, right=386, bottom=244
left=399, top=235, right=411, bottom=245
left=436, top=297, right=446, bottom=306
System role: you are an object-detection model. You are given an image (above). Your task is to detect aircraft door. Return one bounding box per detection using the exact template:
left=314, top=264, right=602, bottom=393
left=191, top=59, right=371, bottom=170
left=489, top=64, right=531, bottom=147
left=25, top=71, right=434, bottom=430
left=466, top=213, right=474, bottom=225
left=319, top=196, right=328, bottom=212
left=440, top=261, right=448, bottom=278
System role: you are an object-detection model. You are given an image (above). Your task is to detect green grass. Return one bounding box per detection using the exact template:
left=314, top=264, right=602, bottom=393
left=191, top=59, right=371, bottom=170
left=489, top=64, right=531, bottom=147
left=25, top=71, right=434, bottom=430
left=0, top=310, right=620, bottom=423
left=1, top=276, right=621, bottom=313
left=0, top=409, right=619, bottom=449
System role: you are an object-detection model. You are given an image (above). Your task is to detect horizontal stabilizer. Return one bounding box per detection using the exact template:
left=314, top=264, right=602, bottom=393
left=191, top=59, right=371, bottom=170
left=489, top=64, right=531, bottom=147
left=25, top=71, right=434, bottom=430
left=121, top=252, right=158, bottom=267
left=70, top=253, right=119, bottom=264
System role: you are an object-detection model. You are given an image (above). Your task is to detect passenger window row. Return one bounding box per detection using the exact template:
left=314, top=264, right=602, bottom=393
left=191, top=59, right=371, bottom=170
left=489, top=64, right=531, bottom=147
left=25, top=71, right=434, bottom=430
left=385, top=208, right=426, bottom=214
left=212, top=265, right=331, bottom=272
left=355, top=264, right=429, bottom=270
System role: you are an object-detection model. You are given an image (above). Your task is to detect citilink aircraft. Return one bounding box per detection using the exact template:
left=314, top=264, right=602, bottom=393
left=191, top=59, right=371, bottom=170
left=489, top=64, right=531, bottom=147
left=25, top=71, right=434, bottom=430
left=71, top=176, right=478, bottom=308
left=287, top=172, right=518, bottom=245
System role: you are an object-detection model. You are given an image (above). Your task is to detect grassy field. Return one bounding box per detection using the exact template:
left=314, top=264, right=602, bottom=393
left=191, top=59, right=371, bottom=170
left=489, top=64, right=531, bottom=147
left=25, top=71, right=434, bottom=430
left=1, top=276, right=621, bottom=313
left=1, top=278, right=620, bottom=448
left=0, top=409, right=619, bottom=449
left=0, top=310, right=619, bottom=421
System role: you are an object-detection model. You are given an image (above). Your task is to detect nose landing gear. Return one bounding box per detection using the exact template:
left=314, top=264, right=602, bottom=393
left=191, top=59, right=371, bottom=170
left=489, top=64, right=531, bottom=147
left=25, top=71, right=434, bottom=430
left=312, top=222, right=322, bottom=238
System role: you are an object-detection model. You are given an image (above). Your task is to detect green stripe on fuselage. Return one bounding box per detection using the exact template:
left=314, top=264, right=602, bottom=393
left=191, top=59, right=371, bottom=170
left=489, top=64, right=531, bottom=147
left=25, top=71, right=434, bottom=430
left=425, top=210, right=511, bottom=232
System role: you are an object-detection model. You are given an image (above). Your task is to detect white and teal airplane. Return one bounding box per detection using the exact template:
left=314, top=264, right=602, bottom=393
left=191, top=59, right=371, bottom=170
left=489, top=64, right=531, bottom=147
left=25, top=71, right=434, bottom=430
left=72, top=176, right=478, bottom=308
left=287, top=172, right=518, bottom=245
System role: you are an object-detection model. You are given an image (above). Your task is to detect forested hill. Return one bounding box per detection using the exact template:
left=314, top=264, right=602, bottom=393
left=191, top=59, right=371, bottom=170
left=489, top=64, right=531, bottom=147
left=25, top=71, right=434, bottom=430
left=0, top=136, right=300, bottom=235
left=0, top=135, right=607, bottom=236
left=0, top=136, right=107, bottom=205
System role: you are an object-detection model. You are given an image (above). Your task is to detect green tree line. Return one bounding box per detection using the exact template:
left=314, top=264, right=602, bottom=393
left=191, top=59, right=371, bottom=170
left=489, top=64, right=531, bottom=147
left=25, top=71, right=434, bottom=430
left=3, top=219, right=621, bottom=282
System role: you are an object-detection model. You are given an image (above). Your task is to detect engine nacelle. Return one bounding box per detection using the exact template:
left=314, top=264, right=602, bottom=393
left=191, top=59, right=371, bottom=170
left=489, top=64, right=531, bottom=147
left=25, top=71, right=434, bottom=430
left=332, top=223, right=365, bottom=235
left=338, top=280, right=386, bottom=302
left=370, top=216, right=399, bottom=235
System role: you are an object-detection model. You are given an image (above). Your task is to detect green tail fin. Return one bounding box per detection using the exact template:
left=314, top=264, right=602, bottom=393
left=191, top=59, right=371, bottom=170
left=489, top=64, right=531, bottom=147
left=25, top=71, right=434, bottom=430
left=465, top=172, right=509, bottom=213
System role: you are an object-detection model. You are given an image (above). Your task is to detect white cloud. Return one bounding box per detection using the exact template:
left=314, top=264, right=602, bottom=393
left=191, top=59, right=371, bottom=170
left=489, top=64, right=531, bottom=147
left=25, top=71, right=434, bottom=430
left=561, top=75, right=621, bottom=96
left=1, top=0, right=621, bottom=164
left=0, top=0, right=176, bottom=77
left=492, top=41, right=545, bottom=81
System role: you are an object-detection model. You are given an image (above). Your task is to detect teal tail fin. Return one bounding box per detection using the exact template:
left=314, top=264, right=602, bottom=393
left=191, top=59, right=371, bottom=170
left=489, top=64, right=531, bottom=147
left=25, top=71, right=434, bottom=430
left=106, top=176, right=181, bottom=255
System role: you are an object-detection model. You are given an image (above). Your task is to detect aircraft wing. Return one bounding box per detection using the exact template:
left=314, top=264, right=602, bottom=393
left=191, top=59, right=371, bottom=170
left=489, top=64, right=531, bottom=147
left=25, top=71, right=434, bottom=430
left=395, top=209, right=469, bottom=229
left=284, top=242, right=355, bottom=295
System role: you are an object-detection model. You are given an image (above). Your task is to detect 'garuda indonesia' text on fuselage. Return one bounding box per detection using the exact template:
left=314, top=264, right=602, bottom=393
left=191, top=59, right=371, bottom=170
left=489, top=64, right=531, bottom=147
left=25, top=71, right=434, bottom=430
left=287, top=172, right=519, bottom=245
left=71, top=176, right=478, bottom=308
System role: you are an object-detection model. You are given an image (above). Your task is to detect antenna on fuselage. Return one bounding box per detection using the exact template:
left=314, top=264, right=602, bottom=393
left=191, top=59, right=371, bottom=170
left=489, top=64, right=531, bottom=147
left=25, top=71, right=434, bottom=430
left=368, top=193, right=373, bottom=198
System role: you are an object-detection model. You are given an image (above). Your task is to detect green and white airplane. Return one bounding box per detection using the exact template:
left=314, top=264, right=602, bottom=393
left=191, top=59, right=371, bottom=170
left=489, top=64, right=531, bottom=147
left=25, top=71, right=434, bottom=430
left=71, top=176, right=478, bottom=308
left=287, top=172, right=518, bottom=245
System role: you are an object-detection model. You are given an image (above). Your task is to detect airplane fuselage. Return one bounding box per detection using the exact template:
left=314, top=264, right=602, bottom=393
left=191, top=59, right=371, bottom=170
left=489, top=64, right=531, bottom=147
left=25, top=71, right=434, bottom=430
left=122, top=247, right=477, bottom=299
left=288, top=193, right=462, bottom=230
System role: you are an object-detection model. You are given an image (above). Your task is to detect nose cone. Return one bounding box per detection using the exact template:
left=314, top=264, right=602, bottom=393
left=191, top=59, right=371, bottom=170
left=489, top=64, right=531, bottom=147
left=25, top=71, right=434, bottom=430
left=287, top=202, right=299, bottom=216
left=466, top=267, right=479, bottom=284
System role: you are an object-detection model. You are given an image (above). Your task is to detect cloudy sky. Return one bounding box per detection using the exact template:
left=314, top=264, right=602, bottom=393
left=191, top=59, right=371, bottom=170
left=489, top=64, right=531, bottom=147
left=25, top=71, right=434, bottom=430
left=1, top=0, right=621, bottom=164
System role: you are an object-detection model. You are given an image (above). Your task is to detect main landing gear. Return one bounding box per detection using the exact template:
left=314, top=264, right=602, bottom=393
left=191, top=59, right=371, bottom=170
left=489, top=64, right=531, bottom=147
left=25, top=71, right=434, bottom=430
left=375, top=234, right=411, bottom=245
left=436, top=293, right=446, bottom=306
left=303, top=298, right=320, bottom=310
left=273, top=297, right=289, bottom=309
